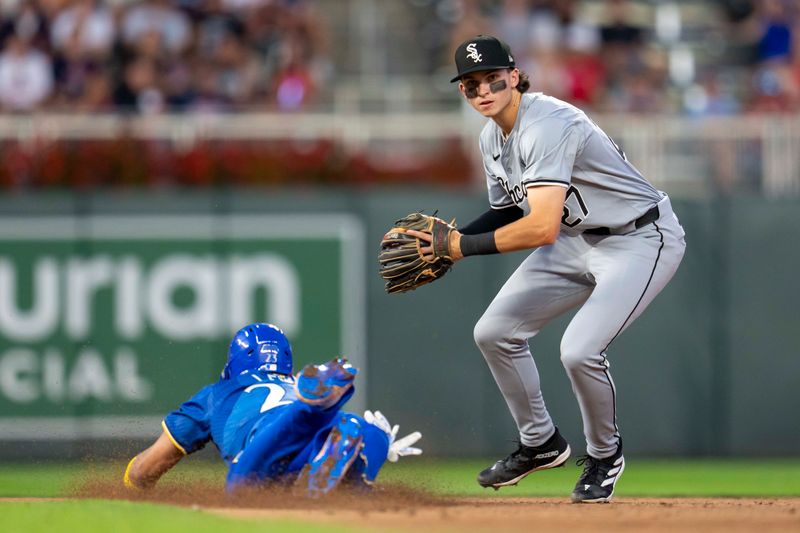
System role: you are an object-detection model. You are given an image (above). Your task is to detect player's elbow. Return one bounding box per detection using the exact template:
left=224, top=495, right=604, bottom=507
left=514, top=228, right=557, bottom=250
left=539, top=224, right=560, bottom=246
left=123, top=454, right=164, bottom=491
left=516, top=216, right=559, bottom=248
left=124, top=456, right=148, bottom=490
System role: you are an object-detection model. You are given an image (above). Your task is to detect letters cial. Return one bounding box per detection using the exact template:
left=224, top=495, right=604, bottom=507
left=0, top=253, right=302, bottom=405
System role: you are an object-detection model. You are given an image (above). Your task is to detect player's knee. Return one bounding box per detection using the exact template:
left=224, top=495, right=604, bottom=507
left=474, top=314, right=530, bottom=357
left=473, top=315, right=501, bottom=353
left=559, top=341, right=591, bottom=372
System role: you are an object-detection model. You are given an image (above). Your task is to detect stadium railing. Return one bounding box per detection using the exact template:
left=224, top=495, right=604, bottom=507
left=0, top=112, right=798, bottom=197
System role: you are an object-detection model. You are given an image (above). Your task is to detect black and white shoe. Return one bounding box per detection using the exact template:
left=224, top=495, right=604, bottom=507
left=570, top=443, right=625, bottom=503
left=477, top=428, right=571, bottom=489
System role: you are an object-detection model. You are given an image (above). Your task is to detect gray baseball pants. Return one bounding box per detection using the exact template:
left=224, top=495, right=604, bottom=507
left=473, top=196, right=686, bottom=458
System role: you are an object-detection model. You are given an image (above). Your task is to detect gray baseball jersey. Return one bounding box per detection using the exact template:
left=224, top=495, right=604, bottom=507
left=479, top=93, right=663, bottom=231
left=472, top=92, right=686, bottom=459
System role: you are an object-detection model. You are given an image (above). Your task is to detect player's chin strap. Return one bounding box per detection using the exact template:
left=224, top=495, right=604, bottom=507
left=363, top=410, right=423, bottom=462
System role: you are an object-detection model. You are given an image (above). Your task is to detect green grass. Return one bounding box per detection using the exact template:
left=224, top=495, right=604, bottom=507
left=381, top=458, right=800, bottom=497
left=1, top=458, right=798, bottom=499
left=0, top=500, right=353, bottom=533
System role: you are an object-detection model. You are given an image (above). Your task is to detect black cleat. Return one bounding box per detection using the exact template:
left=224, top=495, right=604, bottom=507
left=570, top=443, right=625, bottom=503
left=477, top=428, right=571, bottom=489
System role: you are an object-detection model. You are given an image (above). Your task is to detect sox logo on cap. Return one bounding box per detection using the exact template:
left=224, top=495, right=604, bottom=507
left=466, top=43, right=482, bottom=63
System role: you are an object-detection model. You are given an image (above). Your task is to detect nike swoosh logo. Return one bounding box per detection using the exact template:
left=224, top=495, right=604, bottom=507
left=492, top=153, right=500, bottom=161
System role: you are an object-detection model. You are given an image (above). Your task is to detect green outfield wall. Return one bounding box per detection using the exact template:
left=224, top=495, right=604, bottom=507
left=0, top=190, right=797, bottom=458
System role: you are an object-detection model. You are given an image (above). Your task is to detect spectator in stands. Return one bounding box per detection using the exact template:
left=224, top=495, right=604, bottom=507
left=162, top=54, right=195, bottom=110
left=0, top=27, right=53, bottom=111
left=112, top=55, right=164, bottom=114
left=447, top=0, right=496, bottom=67
left=121, top=0, right=192, bottom=58
left=73, top=61, right=112, bottom=111
left=8, top=0, right=791, bottom=116
left=599, top=0, right=643, bottom=48
left=745, top=0, right=799, bottom=112
left=212, top=19, right=264, bottom=107
left=271, top=0, right=329, bottom=110
left=562, top=14, right=604, bottom=108
left=747, top=65, right=798, bottom=112
left=51, top=0, right=115, bottom=58
left=757, top=0, right=794, bottom=64
left=523, top=13, right=569, bottom=100
left=49, top=0, right=115, bottom=109
left=270, top=32, right=316, bottom=111
left=599, top=1, right=642, bottom=83
left=494, top=0, right=536, bottom=57
left=0, top=0, right=333, bottom=113
left=597, top=0, right=661, bottom=113
left=0, top=0, right=50, bottom=52
left=190, top=59, right=229, bottom=112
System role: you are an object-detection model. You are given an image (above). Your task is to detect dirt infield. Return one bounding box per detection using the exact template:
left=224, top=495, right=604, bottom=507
left=214, top=497, right=800, bottom=533
left=64, top=479, right=800, bottom=532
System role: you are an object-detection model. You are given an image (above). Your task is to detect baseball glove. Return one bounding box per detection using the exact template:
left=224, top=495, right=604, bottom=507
left=378, top=212, right=455, bottom=294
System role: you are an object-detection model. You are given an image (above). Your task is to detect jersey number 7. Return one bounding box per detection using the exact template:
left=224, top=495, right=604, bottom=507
left=562, top=185, right=590, bottom=228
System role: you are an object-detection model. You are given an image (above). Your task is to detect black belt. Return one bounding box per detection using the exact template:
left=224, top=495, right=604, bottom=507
left=583, top=205, right=660, bottom=236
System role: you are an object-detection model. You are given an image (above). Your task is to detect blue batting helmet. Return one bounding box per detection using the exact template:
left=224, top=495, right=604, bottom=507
left=222, top=323, right=293, bottom=379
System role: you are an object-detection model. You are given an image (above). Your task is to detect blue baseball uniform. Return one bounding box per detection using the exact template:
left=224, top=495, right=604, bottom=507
left=162, top=369, right=389, bottom=490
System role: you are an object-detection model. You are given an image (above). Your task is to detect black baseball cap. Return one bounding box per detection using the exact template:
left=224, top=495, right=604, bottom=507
left=450, top=35, right=516, bottom=83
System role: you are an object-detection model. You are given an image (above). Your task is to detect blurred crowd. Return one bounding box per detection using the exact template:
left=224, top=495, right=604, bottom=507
left=1, top=0, right=800, bottom=115
left=443, top=0, right=800, bottom=115
left=0, top=0, right=329, bottom=113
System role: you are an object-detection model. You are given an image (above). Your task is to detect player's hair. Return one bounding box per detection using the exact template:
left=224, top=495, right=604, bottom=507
left=516, top=70, right=531, bottom=93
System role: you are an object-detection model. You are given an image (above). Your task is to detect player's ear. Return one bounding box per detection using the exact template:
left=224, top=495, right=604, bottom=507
left=458, top=81, right=466, bottom=98
left=510, top=68, right=519, bottom=90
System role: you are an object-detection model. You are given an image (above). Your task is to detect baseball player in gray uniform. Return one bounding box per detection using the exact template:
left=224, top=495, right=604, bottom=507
left=414, top=35, right=686, bottom=503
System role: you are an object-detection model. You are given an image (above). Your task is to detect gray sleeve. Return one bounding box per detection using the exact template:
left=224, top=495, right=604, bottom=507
left=519, top=119, right=584, bottom=188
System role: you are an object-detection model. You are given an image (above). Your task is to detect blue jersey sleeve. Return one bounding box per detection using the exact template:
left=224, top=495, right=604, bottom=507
left=163, top=384, right=214, bottom=455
